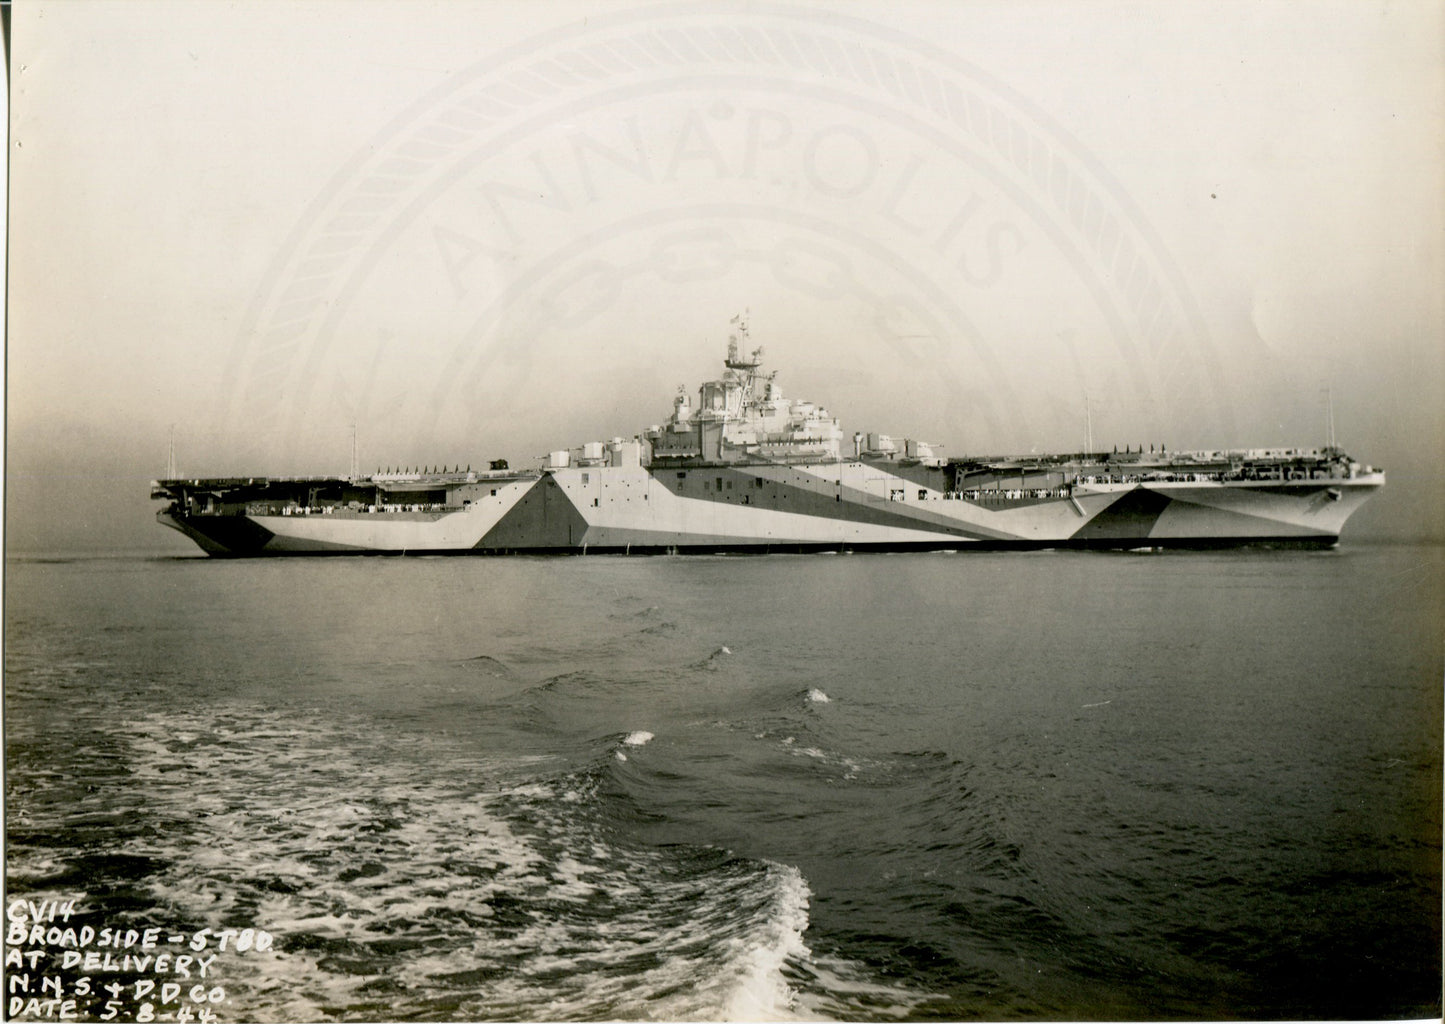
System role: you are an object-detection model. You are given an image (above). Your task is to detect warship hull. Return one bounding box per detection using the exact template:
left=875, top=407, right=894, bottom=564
left=154, top=462, right=1382, bottom=557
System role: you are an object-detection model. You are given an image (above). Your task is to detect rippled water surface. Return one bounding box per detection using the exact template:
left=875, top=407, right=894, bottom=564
left=5, top=546, right=1441, bottom=1020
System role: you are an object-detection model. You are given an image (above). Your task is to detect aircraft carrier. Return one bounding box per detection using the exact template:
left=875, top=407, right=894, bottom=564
left=153, top=327, right=1383, bottom=556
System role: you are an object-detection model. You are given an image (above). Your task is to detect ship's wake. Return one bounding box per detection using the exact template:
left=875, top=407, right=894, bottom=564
left=13, top=705, right=833, bottom=1022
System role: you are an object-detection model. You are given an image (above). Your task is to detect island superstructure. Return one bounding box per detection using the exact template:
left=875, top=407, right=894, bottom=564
left=152, top=325, right=1383, bottom=556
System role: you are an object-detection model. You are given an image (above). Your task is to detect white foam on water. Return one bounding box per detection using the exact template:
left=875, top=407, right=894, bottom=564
left=101, top=706, right=847, bottom=1022
left=807, top=688, right=831, bottom=703
left=790, top=954, right=938, bottom=1020
left=103, top=708, right=579, bottom=1014
left=715, top=862, right=814, bottom=1022
left=781, top=739, right=870, bottom=781
left=696, top=645, right=736, bottom=671
left=400, top=853, right=819, bottom=1022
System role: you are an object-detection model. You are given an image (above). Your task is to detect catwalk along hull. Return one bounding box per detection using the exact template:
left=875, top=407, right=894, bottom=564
left=152, top=330, right=1383, bottom=556
left=154, top=462, right=1382, bottom=557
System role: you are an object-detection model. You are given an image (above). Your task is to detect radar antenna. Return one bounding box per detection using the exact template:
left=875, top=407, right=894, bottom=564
left=724, top=311, right=762, bottom=370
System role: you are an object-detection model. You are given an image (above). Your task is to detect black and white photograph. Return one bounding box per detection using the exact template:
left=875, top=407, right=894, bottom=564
left=5, top=1, right=1442, bottom=1019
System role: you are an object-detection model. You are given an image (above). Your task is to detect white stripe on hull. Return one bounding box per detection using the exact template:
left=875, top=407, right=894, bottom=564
left=248, top=480, right=534, bottom=551
left=1144, top=483, right=1373, bottom=538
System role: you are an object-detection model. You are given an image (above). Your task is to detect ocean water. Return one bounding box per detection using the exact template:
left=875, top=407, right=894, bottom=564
left=4, top=545, right=1441, bottom=1021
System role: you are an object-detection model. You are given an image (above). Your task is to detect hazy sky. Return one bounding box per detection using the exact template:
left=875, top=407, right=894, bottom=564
left=7, top=0, right=1443, bottom=551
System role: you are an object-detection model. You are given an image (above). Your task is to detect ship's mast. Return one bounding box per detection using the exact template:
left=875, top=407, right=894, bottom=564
left=167, top=425, right=176, bottom=479
left=724, top=311, right=764, bottom=416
